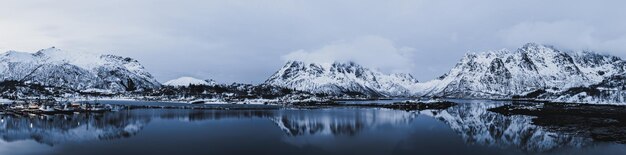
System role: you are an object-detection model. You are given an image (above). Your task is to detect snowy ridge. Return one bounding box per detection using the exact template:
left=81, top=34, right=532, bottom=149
left=2, top=44, right=625, bottom=104
left=418, top=43, right=626, bottom=99
left=164, top=76, right=216, bottom=87
left=536, top=72, right=626, bottom=104
left=264, top=61, right=421, bottom=97
left=0, top=47, right=161, bottom=92
left=264, top=44, right=626, bottom=102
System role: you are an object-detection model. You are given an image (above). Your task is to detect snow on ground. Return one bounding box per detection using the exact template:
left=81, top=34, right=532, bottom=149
left=163, top=76, right=215, bottom=87
left=0, top=98, right=14, bottom=104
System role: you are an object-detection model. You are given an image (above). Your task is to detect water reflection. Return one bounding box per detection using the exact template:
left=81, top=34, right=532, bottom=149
left=0, top=108, right=423, bottom=147
left=0, top=112, right=148, bottom=146
left=271, top=108, right=419, bottom=136
left=429, top=100, right=591, bottom=152
left=0, top=110, right=278, bottom=146
left=0, top=101, right=623, bottom=154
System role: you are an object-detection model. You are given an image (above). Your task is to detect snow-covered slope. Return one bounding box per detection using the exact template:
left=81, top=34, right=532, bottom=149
left=164, top=77, right=216, bottom=87
left=0, top=47, right=161, bottom=92
left=536, top=72, right=626, bottom=104
left=264, top=61, right=420, bottom=97
left=418, top=43, right=626, bottom=99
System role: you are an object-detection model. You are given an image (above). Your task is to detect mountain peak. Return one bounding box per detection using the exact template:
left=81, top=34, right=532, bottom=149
left=35, top=46, right=61, bottom=55
left=518, top=43, right=560, bottom=54
left=392, top=73, right=419, bottom=83
left=3, top=50, right=27, bottom=56
left=424, top=43, right=625, bottom=98
left=0, top=47, right=161, bottom=92
left=164, top=76, right=215, bottom=87
left=266, top=61, right=420, bottom=97
left=521, top=42, right=541, bottom=48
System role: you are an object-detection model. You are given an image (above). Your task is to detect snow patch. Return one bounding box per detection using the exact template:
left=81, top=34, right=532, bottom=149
left=164, top=76, right=216, bottom=87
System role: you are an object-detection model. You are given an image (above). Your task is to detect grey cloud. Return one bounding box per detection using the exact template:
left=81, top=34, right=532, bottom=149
left=1, top=0, right=625, bottom=83
left=282, top=36, right=416, bottom=74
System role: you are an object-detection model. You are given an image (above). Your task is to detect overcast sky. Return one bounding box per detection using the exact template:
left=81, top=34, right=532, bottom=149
left=2, top=0, right=626, bottom=83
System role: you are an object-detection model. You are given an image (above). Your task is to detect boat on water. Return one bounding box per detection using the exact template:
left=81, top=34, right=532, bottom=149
left=27, top=103, right=40, bottom=110
left=54, top=103, right=77, bottom=114
left=190, top=100, right=206, bottom=104
left=91, top=104, right=109, bottom=112
left=10, top=104, right=25, bottom=110
left=38, top=105, right=57, bottom=114
left=81, top=103, right=112, bottom=113
left=2, top=99, right=116, bottom=115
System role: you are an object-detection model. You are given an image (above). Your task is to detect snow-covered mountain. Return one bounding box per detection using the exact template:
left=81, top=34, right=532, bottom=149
left=264, top=61, right=420, bottom=97
left=3, top=44, right=624, bottom=104
left=535, top=72, right=626, bottom=104
left=418, top=43, right=626, bottom=99
left=164, top=76, right=216, bottom=87
left=264, top=43, right=626, bottom=101
left=0, top=47, right=161, bottom=93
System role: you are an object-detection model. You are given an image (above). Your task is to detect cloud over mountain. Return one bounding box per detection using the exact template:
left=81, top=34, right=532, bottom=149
left=282, top=36, right=416, bottom=74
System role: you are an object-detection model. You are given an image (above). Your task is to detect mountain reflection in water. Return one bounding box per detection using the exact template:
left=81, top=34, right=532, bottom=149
left=0, top=100, right=624, bottom=155
left=430, top=100, right=591, bottom=152
left=0, top=110, right=276, bottom=146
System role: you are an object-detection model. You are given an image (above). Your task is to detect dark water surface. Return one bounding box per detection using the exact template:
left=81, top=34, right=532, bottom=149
left=1, top=100, right=625, bottom=155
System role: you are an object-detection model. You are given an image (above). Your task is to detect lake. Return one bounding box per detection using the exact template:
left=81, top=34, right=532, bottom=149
left=1, top=100, right=625, bottom=155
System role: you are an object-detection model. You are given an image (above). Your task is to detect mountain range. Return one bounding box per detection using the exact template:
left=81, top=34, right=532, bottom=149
left=264, top=43, right=625, bottom=100
left=0, top=47, right=160, bottom=95
left=1, top=43, right=625, bottom=104
left=417, top=43, right=625, bottom=99
left=264, top=61, right=420, bottom=97
left=163, top=77, right=217, bottom=87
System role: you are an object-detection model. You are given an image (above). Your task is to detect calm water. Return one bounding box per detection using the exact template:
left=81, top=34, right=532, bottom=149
left=1, top=100, right=625, bottom=155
